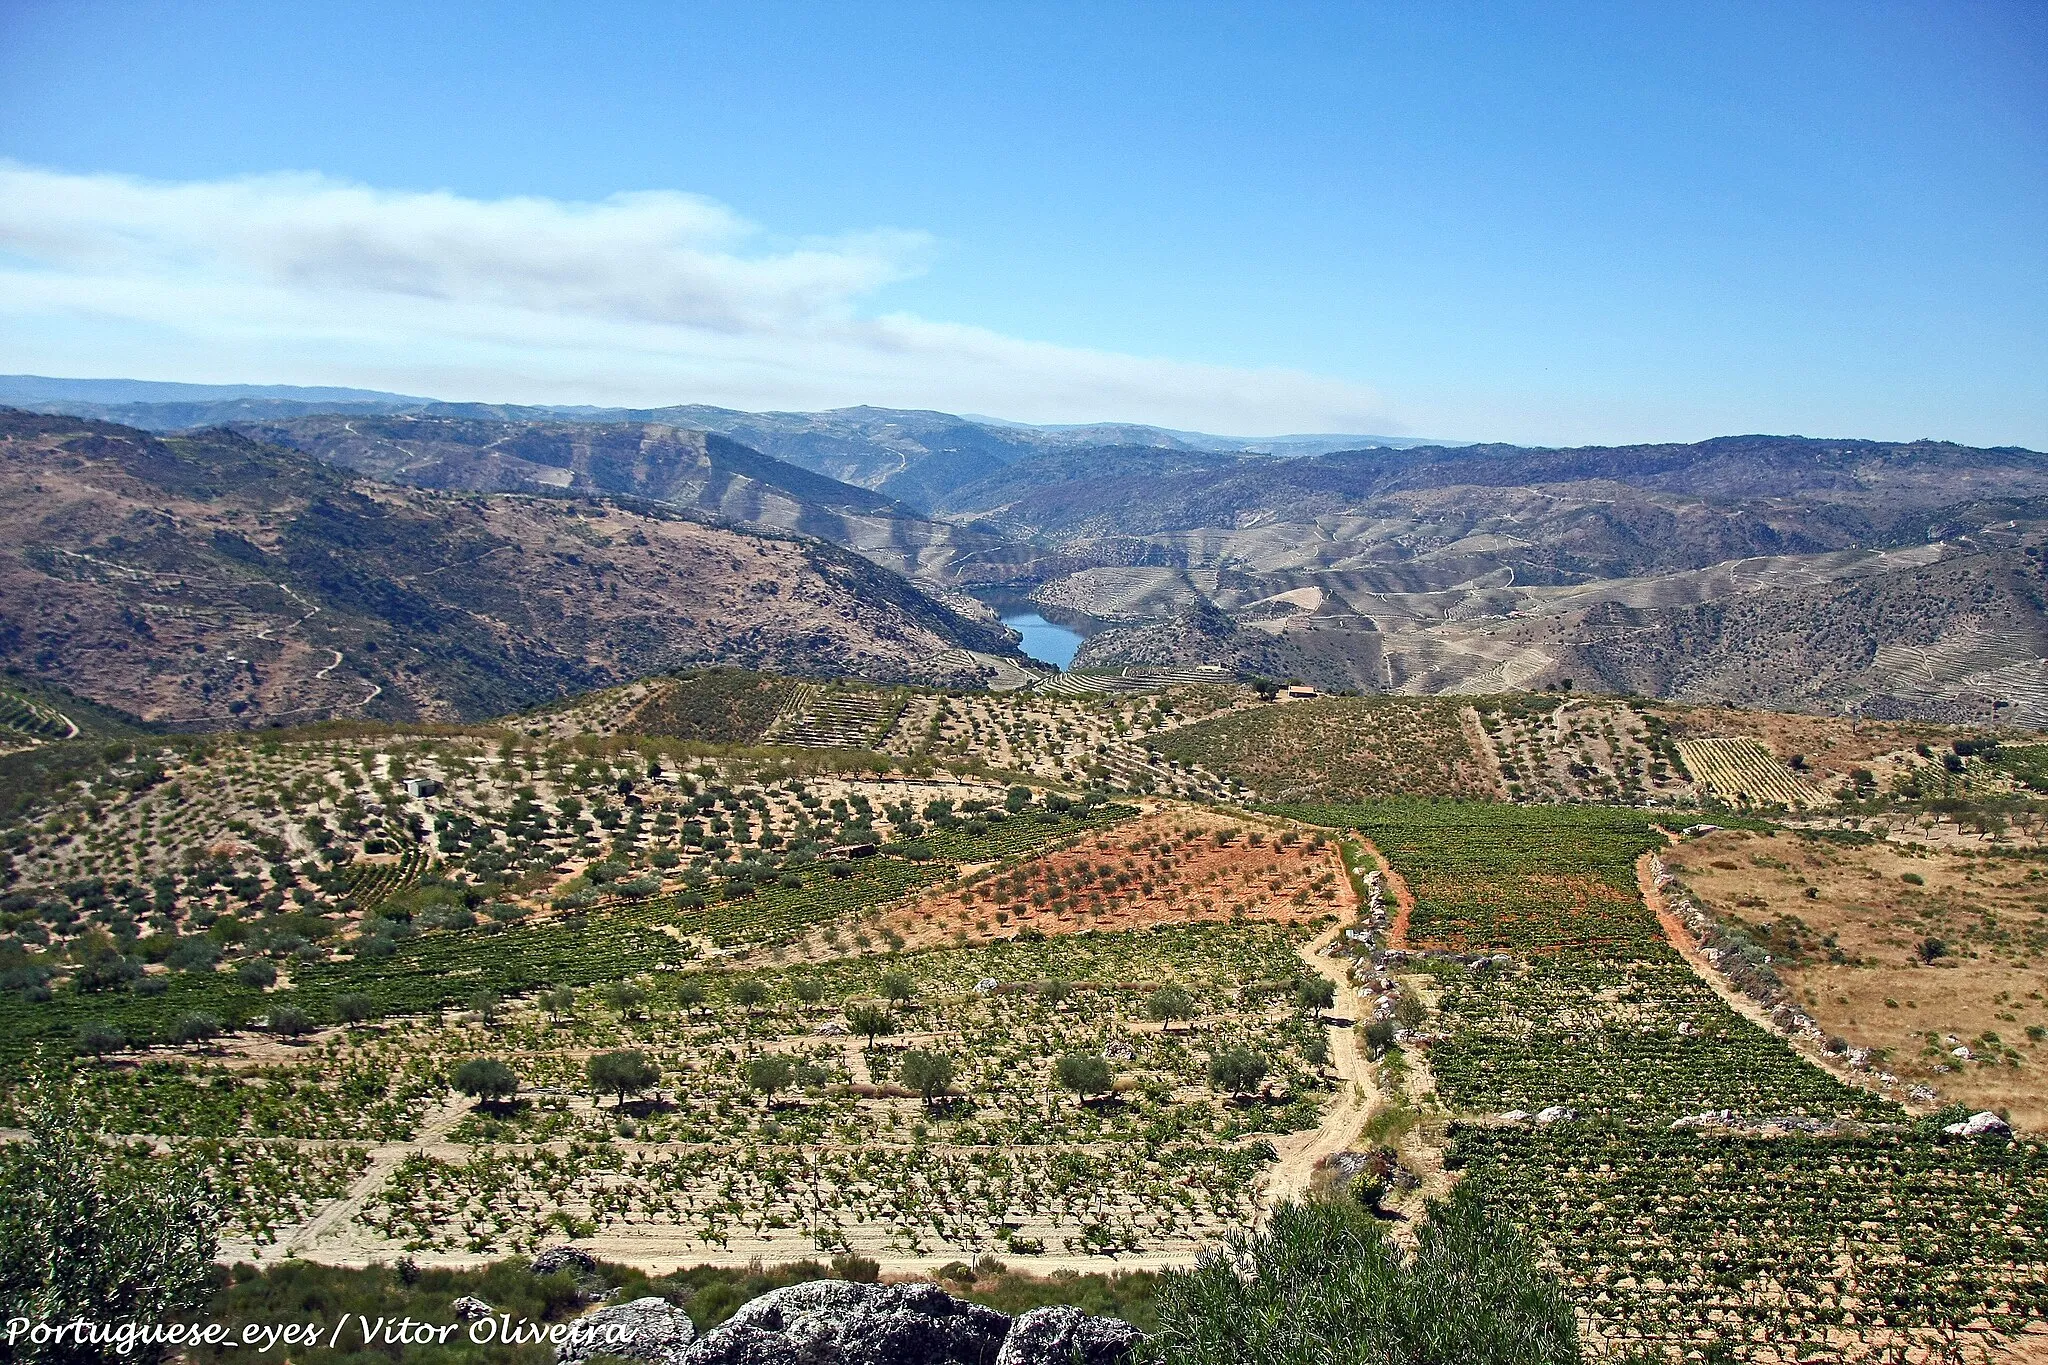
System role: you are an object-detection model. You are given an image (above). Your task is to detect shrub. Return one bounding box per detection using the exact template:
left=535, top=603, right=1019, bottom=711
left=1209, top=1048, right=1269, bottom=1097
left=1136, top=1193, right=1577, bottom=1365
left=0, top=1076, right=223, bottom=1361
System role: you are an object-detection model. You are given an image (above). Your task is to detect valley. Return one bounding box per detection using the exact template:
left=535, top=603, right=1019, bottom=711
left=4, top=389, right=2047, bottom=1361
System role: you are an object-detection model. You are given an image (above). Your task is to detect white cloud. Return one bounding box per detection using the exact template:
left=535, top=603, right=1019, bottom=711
left=0, top=163, right=1400, bottom=433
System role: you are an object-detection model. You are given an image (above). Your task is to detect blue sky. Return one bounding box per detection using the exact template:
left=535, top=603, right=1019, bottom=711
left=0, top=0, right=2043, bottom=445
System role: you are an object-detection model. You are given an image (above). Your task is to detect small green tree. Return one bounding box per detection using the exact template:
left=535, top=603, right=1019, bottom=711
left=75, top=1022, right=124, bottom=1061
left=606, top=981, right=648, bottom=1018
left=333, top=992, right=377, bottom=1025
left=1055, top=1051, right=1114, bottom=1104
left=899, top=1049, right=956, bottom=1107
left=743, top=1053, right=797, bottom=1106
left=1392, top=987, right=1427, bottom=1030
left=453, top=1057, right=520, bottom=1109
left=1209, top=1047, right=1269, bottom=1099
left=880, top=969, right=915, bottom=1006
left=675, top=981, right=707, bottom=1014
left=0, top=1075, right=222, bottom=1364
left=588, top=1050, right=659, bottom=1107
left=543, top=987, right=576, bottom=1022
left=467, top=989, right=500, bottom=1025
left=235, top=958, right=277, bottom=989
left=1293, top=977, right=1337, bottom=1016
left=846, top=1003, right=896, bottom=1051
left=170, top=1012, right=221, bottom=1049
left=1361, top=1018, right=1396, bottom=1057
left=791, top=976, right=826, bottom=1006
left=1145, top=984, right=1196, bottom=1028
left=1036, top=977, right=1074, bottom=1005
left=268, top=1006, right=314, bottom=1039
left=731, top=979, right=770, bottom=1016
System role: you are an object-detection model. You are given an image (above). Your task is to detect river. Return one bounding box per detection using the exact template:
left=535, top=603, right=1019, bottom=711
left=1000, top=611, right=1086, bottom=671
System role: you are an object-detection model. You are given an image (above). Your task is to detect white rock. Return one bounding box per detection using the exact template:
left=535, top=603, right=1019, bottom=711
left=1942, top=1111, right=2012, bottom=1139
left=1534, top=1105, right=1576, bottom=1125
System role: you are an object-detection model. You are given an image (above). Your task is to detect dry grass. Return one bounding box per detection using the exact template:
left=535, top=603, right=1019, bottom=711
left=1665, top=828, right=2048, bottom=1129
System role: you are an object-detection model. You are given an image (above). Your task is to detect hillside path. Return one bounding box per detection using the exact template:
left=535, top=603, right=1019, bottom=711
left=1355, top=838, right=1415, bottom=949
left=1263, top=921, right=1378, bottom=1204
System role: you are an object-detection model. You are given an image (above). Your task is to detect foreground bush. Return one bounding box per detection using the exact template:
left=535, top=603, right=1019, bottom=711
left=1137, top=1192, right=1577, bottom=1365
left=0, top=1076, right=220, bottom=1365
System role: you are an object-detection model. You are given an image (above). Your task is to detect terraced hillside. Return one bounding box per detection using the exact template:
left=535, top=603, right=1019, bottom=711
left=5, top=671, right=2048, bottom=1359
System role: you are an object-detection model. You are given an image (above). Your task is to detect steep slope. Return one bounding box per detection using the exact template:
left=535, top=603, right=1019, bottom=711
left=0, top=411, right=1020, bottom=727
left=234, top=414, right=1033, bottom=589
left=1546, top=542, right=2048, bottom=725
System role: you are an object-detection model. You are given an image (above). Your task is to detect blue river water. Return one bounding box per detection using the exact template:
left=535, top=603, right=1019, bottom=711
left=1002, top=612, right=1086, bottom=671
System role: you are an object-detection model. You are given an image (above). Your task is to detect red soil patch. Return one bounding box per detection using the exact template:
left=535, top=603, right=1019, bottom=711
left=881, top=810, right=1352, bottom=950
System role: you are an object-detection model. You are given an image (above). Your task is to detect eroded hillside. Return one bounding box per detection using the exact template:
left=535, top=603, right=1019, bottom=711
left=0, top=412, right=1021, bottom=727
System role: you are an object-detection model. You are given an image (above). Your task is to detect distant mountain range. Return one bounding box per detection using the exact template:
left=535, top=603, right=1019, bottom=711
left=4, top=374, right=2046, bottom=729
left=0, top=374, right=1446, bottom=513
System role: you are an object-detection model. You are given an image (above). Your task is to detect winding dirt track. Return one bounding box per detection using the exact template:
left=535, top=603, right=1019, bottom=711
left=1262, top=922, right=1379, bottom=1204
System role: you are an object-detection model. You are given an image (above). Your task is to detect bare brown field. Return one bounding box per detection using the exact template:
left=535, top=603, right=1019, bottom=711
left=1665, top=828, right=2048, bottom=1129
left=875, top=808, right=1350, bottom=951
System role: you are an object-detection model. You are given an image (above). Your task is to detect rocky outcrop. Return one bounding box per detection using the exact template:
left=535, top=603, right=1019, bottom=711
left=559, top=1297, right=698, bottom=1365
left=533, top=1245, right=602, bottom=1278
left=555, top=1282, right=1141, bottom=1365
left=995, top=1306, right=1143, bottom=1365
left=686, top=1281, right=1008, bottom=1365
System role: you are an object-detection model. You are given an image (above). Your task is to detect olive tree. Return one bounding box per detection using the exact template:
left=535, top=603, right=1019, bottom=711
left=1055, top=1051, right=1114, bottom=1104
left=1145, top=984, right=1196, bottom=1029
left=744, top=1053, right=797, bottom=1106
left=75, top=1022, right=124, bottom=1061
left=1209, top=1047, right=1269, bottom=1099
left=453, top=1058, right=520, bottom=1109
left=899, top=1049, right=956, bottom=1108
left=588, top=1050, right=660, bottom=1107
left=846, top=1003, right=896, bottom=1052
left=0, top=1076, right=221, bottom=1364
